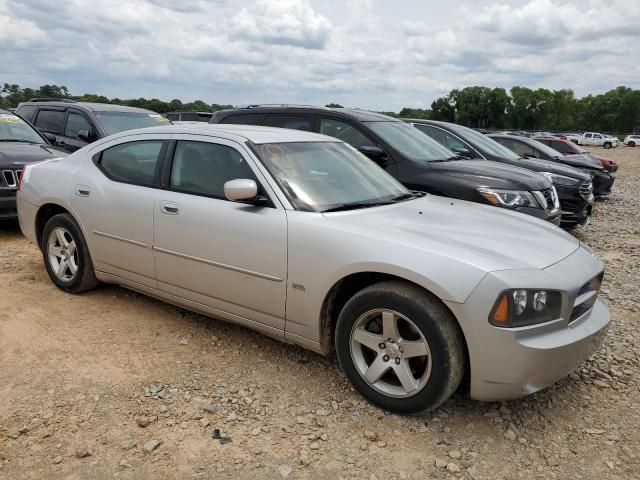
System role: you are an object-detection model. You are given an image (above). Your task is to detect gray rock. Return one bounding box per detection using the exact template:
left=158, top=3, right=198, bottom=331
left=149, top=383, right=163, bottom=394
left=121, top=439, right=137, bottom=451
left=136, top=416, right=151, bottom=428
left=435, top=458, right=448, bottom=468
left=278, top=464, right=293, bottom=478
left=448, top=449, right=461, bottom=459
left=144, top=439, right=161, bottom=453
left=76, top=448, right=92, bottom=458
left=446, top=463, right=461, bottom=473
left=52, top=456, right=63, bottom=465
left=202, top=404, right=217, bottom=413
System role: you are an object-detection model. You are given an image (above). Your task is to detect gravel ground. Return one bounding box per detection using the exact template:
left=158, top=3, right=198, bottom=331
left=0, top=146, right=638, bottom=480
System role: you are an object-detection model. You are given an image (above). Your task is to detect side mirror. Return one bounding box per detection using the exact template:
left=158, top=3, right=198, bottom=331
left=78, top=130, right=95, bottom=142
left=452, top=146, right=473, bottom=158
left=358, top=146, right=388, bottom=162
left=224, top=179, right=259, bottom=202
left=42, top=132, right=57, bottom=144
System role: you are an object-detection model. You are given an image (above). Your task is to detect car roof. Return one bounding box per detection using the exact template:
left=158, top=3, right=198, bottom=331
left=218, top=106, right=400, bottom=123
left=19, top=100, right=155, bottom=114
left=103, top=123, right=342, bottom=144
left=165, top=110, right=213, bottom=114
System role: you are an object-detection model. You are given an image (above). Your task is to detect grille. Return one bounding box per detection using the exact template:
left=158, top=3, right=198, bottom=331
left=579, top=180, right=593, bottom=201
left=1, top=169, right=22, bottom=189
left=569, top=273, right=603, bottom=323
left=541, top=188, right=558, bottom=212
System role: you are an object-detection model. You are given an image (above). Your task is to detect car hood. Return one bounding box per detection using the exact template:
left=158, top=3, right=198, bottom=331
left=556, top=154, right=603, bottom=170
left=513, top=157, right=591, bottom=181
left=429, top=159, right=551, bottom=190
left=0, top=142, right=67, bottom=167
left=324, top=195, right=579, bottom=271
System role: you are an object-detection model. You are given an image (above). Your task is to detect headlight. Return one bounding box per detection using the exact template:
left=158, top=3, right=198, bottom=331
left=489, top=289, right=562, bottom=327
left=477, top=188, right=540, bottom=209
left=540, top=172, right=581, bottom=186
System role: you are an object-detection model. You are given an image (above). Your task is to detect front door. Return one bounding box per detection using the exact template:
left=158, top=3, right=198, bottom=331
left=153, top=136, right=288, bottom=331
left=60, top=110, right=95, bottom=152
left=69, top=135, right=167, bottom=287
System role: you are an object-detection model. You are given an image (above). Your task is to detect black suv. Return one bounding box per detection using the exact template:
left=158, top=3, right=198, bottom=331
left=209, top=106, right=560, bottom=224
left=16, top=99, right=170, bottom=153
left=407, top=120, right=594, bottom=228
left=488, top=134, right=614, bottom=197
left=0, top=109, right=67, bottom=220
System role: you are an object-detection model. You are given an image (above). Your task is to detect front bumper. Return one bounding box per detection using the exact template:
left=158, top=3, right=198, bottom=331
left=556, top=185, right=593, bottom=228
left=514, top=205, right=561, bottom=226
left=446, top=246, right=610, bottom=401
left=593, top=172, right=614, bottom=196
left=0, top=191, right=17, bottom=220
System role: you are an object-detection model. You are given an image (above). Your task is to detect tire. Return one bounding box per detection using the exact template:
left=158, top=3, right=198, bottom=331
left=603, top=142, right=611, bottom=149
left=629, top=141, right=636, bottom=147
left=42, top=213, right=99, bottom=293
left=335, top=280, right=465, bottom=414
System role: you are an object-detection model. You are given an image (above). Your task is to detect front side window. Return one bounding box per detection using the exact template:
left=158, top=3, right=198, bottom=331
left=319, top=118, right=375, bottom=148
left=414, top=125, right=468, bottom=152
left=495, top=138, right=537, bottom=158
left=16, top=105, right=37, bottom=122
left=221, top=113, right=262, bottom=125
left=366, top=121, right=454, bottom=161
left=94, top=111, right=170, bottom=136
left=64, top=112, right=93, bottom=140
left=262, top=114, right=313, bottom=131
left=549, top=140, right=571, bottom=154
left=0, top=112, right=46, bottom=144
left=99, top=140, right=165, bottom=186
left=35, top=109, right=66, bottom=134
left=585, top=133, right=592, bottom=138
left=166, top=113, right=179, bottom=121
left=170, top=141, right=258, bottom=198
left=257, top=141, right=408, bottom=212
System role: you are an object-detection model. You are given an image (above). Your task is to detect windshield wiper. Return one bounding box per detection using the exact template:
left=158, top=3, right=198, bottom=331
left=0, top=139, right=38, bottom=143
left=391, top=192, right=424, bottom=202
left=322, top=201, right=394, bottom=213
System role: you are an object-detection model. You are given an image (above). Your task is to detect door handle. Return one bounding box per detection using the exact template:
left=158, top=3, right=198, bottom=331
left=76, top=185, right=90, bottom=197
left=161, top=201, right=179, bottom=215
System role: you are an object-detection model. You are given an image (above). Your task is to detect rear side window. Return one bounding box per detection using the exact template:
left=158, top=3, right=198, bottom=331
left=262, top=114, right=313, bottom=131
left=16, top=105, right=37, bottom=122
left=181, top=112, right=212, bottom=122
left=319, top=118, right=375, bottom=148
left=165, top=113, right=179, bottom=121
left=220, top=113, right=262, bottom=125
left=98, top=140, right=165, bottom=186
left=35, top=109, right=66, bottom=134
left=170, top=141, right=258, bottom=199
left=64, top=112, right=93, bottom=140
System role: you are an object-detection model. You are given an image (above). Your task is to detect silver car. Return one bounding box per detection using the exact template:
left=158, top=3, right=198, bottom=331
left=17, top=124, right=610, bottom=413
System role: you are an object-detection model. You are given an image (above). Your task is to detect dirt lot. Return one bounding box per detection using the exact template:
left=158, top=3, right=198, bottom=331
left=1, top=146, right=638, bottom=480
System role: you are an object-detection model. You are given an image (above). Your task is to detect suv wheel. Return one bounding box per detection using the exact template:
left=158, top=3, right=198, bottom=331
left=603, top=142, right=611, bottom=149
left=335, top=281, right=465, bottom=413
left=42, top=213, right=99, bottom=293
left=629, top=141, right=636, bottom=147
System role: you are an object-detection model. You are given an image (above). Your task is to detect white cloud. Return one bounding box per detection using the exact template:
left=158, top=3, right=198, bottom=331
left=231, top=0, right=332, bottom=49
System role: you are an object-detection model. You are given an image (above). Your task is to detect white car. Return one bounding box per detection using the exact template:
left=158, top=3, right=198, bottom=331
left=623, top=134, right=640, bottom=147
left=577, top=132, right=619, bottom=149
left=17, top=124, right=610, bottom=413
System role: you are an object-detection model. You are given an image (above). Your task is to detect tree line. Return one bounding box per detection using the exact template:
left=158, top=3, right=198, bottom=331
left=2, top=83, right=638, bottom=134
left=400, top=86, right=640, bottom=134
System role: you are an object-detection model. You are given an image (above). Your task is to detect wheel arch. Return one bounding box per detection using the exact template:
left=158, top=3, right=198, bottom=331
left=318, top=271, right=470, bottom=365
left=35, top=203, right=77, bottom=249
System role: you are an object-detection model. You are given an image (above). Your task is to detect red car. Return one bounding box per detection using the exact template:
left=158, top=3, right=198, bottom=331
left=534, top=137, right=618, bottom=173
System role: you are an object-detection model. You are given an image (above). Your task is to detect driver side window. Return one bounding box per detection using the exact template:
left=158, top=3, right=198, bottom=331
left=170, top=141, right=259, bottom=199
left=319, top=118, right=375, bottom=148
left=65, top=112, right=94, bottom=140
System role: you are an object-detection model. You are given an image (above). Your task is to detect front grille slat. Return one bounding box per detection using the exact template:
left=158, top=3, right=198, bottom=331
left=540, top=188, right=558, bottom=212
left=579, top=180, right=593, bottom=201
left=569, top=273, right=603, bottom=323
left=0, top=169, right=21, bottom=189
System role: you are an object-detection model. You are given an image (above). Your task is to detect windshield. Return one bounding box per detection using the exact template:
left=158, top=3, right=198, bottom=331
left=366, top=121, right=454, bottom=161
left=257, top=141, right=410, bottom=212
left=0, top=113, right=46, bottom=144
left=94, top=111, right=170, bottom=135
left=447, top=124, right=522, bottom=161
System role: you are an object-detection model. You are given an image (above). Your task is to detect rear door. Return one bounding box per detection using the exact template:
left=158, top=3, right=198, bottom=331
left=33, top=108, right=68, bottom=151
left=70, top=134, right=168, bottom=287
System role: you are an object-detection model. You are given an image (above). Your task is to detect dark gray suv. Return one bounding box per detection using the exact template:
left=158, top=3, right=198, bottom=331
left=16, top=99, right=170, bottom=153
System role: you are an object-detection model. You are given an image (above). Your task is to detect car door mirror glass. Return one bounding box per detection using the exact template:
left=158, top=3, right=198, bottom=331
left=452, top=146, right=473, bottom=158
left=224, top=179, right=258, bottom=202
left=42, top=132, right=57, bottom=143
left=358, top=146, right=387, bottom=161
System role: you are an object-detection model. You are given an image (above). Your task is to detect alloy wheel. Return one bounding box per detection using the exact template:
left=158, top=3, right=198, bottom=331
left=349, top=309, right=432, bottom=398
left=47, top=227, right=79, bottom=282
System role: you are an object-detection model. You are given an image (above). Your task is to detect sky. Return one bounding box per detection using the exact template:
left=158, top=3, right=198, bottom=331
left=1, top=0, right=639, bottom=111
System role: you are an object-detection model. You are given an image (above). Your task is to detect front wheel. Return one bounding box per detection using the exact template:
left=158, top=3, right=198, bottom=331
left=629, top=141, right=636, bottom=147
left=42, top=213, right=99, bottom=293
left=335, top=281, right=465, bottom=413
left=603, top=142, right=611, bottom=149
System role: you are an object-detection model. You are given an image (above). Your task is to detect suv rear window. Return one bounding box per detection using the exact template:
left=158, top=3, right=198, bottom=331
left=35, top=110, right=66, bottom=134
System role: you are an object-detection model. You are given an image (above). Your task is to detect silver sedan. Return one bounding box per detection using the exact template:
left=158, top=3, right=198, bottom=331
left=17, top=124, right=610, bottom=413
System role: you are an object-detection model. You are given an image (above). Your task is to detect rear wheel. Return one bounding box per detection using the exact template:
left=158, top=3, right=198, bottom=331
left=42, top=213, right=99, bottom=293
left=335, top=281, right=465, bottom=413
